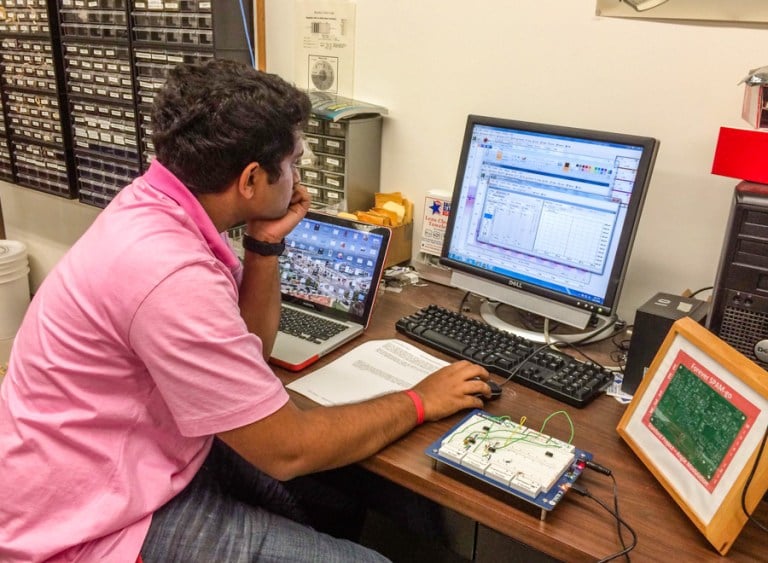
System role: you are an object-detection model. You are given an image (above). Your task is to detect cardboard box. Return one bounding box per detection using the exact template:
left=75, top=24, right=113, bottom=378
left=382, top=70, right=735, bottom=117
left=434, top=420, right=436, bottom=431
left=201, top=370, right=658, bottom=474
left=711, top=127, right=768, bottom=184
left=742, top=84, right=768, bottom=129
left=384, top=221, right=413, bottom=269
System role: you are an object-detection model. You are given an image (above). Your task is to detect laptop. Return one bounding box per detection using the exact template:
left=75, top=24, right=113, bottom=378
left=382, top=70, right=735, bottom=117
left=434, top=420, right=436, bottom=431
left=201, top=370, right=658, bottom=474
left=269, top=210, right=391, bottom=371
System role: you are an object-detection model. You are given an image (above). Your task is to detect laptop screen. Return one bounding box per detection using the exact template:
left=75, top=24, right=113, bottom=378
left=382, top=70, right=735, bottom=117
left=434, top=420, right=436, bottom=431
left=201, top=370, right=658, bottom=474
left=279, top=211, right=391, bottom=326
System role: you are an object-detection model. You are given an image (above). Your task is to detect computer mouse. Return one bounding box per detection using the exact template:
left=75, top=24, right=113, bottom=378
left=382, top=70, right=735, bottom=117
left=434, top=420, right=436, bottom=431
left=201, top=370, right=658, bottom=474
left=487, top=380, right=503, bottom=400
left=474, top=379, right=502, bottom=400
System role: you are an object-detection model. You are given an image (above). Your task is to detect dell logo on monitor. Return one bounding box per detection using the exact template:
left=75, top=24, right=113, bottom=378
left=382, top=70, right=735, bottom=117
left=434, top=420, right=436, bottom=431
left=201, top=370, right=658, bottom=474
left=508, top=280, right=523, bottom=290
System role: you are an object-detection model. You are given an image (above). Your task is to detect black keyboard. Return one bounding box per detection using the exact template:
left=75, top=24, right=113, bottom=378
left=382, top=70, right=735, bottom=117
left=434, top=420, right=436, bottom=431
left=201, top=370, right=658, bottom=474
left=280, top=306, right=347, bottom=343
left=395, top=305, right=614, bottom=408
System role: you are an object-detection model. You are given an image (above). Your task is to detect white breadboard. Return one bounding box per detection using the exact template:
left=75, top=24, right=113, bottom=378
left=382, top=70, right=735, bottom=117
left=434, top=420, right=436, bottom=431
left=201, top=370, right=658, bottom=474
left=427, top=410, right=592, bottom=514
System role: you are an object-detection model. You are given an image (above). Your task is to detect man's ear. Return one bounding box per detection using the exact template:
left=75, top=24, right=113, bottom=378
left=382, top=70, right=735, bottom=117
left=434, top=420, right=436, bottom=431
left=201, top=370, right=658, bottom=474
left=238, top=162, right=263, bottom=198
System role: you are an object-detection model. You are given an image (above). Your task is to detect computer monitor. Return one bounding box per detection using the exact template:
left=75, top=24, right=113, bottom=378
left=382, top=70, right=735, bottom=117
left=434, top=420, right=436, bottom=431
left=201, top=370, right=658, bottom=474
left=441, top=115, right=659, bottom=343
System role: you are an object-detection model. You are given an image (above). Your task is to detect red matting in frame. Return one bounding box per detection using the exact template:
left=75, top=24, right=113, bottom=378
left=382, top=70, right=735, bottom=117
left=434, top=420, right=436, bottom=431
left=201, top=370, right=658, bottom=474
left=641, top=349, right=761, bottom=493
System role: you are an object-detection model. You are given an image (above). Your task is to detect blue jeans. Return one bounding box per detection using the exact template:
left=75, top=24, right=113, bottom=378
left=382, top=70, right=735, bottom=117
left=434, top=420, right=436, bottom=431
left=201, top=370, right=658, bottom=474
left=141, top=439, right=390, bottom=562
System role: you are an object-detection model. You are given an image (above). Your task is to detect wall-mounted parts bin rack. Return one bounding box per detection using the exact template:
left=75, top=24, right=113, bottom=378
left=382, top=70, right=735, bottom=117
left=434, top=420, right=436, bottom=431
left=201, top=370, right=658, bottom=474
left=59, top=0, right=140, bottom=208
left=0, top=0, right=252, bottom=208
left=0, top=0, right=77, bottom=198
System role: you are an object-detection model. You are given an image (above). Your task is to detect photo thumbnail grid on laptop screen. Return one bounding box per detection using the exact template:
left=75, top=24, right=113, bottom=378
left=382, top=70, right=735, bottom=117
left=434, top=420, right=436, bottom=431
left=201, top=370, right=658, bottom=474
left=279, top=217, right=386, bottom=316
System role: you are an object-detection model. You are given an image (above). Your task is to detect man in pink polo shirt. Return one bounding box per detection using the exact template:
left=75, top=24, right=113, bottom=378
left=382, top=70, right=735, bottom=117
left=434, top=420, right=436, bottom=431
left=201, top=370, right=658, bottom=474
left=0, top=59, right=493, bottom=562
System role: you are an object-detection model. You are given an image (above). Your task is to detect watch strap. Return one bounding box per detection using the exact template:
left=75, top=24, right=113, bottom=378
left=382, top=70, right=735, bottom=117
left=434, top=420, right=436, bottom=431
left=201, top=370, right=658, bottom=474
left=242, top=233, right=286, bottom=256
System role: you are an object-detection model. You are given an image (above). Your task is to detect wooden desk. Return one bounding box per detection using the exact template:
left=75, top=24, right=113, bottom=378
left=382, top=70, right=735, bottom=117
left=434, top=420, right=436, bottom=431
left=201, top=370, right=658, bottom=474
left=278, top=282, right=767, bottom=562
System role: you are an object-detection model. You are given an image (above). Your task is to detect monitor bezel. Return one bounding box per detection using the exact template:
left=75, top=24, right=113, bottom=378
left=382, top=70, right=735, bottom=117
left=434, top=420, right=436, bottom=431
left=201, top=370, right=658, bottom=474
left=440, top=114, right=659, bottom=323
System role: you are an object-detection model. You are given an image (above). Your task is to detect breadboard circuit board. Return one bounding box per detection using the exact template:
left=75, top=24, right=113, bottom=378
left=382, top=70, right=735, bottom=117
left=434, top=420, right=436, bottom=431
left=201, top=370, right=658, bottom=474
left=426, top=409, right=592, bottom=512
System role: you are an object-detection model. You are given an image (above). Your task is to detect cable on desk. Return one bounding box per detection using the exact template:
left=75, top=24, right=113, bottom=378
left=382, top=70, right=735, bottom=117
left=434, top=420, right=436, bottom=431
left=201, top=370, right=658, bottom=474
left=608, top=473, right=629, bottom=561
left=570, top=480, right=637, bottom=562
left=586, top=460, right=612, bottom=476
left=540, top=314, right=624, bottom=351
left=575, top=316, right=625, bottom=346
left=687, top=285, right=713, bottom=299
left=496, top=339, right=568, bottom=388
left=608, top=349, right=628, bottom=374
left=558, top=339, right=626, bottom=374
left=543, top=317, right=554, bottom=346
left=495, top=331, right=619, bottom=393
left=561, top=343, right=608, bottom=370
left=553, top=318, right=631, bottom=374
left=458, top=291, right=472, bottom=314
left=741, top=425, right=768, bottom=533
left=610, top=324, right=633, bottom=375
left=582, top=461, right=633, bottom=562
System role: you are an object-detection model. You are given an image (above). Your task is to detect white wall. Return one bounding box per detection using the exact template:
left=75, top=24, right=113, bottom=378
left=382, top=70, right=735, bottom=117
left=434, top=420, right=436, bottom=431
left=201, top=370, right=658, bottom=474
left=0, top=180, right=99, bottom=291
left=265, top=0, right=765, bottom=322
left=1, top=0, right=763, bottom=324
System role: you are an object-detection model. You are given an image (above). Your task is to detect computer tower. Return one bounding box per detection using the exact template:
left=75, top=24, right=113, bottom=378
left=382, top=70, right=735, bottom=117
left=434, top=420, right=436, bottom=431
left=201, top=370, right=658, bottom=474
left=707, top=181, right=768, bottom=369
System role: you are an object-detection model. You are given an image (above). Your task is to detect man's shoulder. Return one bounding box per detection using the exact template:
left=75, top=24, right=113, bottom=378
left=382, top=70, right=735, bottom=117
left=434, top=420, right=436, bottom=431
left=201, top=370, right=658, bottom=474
left=61, top=182, right=223, bottom=302
left=98, top=181, right=210, bottom=259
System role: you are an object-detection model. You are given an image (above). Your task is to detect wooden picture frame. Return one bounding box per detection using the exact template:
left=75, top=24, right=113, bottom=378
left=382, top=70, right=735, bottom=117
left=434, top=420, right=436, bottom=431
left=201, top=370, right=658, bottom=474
left=617, top=316, right=768, bottom=555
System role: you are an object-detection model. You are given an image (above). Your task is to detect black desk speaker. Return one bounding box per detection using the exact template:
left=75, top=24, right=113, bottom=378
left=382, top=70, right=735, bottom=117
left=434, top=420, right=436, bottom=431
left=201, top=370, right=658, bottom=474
left=707, top=181, right=768, bottom=370
left=622, top=293, right=707, bottom=395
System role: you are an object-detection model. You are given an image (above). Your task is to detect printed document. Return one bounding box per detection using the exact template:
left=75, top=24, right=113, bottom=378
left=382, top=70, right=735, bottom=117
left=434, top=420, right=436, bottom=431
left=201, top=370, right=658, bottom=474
left=286, top=339, right=448, bottom=405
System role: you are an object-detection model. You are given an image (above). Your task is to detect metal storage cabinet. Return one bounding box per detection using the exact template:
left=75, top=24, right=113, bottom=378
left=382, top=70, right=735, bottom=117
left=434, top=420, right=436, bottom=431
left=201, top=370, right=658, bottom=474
left=300, top=114, right=382, bottom=214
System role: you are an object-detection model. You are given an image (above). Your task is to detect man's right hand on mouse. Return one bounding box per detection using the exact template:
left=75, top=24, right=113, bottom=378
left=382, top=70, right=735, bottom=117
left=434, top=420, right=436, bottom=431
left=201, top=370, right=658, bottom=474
left=410, top=360, right=492, bottom=421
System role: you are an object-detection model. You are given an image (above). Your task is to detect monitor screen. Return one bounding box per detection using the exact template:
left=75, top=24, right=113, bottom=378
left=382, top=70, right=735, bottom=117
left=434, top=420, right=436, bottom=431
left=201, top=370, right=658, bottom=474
left=441, top=115, right=659, bottom=339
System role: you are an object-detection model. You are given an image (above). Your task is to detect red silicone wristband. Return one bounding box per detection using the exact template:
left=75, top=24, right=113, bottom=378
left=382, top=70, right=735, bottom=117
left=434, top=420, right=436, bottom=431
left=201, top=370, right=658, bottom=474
left=404, top=390, right=425, bottom=425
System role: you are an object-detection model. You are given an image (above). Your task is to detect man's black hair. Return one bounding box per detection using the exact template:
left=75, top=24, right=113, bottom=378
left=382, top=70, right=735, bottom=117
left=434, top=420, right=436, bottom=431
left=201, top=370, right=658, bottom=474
left=151, top=59, right=311, bottom=194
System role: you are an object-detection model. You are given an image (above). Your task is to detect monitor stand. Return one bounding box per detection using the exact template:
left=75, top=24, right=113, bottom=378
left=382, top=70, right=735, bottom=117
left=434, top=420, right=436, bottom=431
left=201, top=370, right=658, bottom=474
left=480, top=301, right=616, bottom=345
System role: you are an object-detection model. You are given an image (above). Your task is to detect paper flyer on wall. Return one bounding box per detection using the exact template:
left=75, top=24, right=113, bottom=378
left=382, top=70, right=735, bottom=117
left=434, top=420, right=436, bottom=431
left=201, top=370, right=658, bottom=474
left=294, top=0, right=356, bottom=96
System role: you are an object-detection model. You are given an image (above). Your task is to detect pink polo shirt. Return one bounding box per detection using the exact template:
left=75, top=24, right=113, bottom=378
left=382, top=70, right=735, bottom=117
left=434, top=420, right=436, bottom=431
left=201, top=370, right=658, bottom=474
left=0, top=161, right=289, bottom=562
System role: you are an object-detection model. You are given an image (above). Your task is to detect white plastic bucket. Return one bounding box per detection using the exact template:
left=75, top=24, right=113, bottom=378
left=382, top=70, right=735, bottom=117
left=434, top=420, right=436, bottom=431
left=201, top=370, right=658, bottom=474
left=0, top=241, right=31, bottom=340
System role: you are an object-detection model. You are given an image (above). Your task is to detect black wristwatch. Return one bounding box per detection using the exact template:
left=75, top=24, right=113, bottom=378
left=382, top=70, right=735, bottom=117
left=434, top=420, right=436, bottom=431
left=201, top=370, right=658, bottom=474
left=242, top=233, right=285, bottom=256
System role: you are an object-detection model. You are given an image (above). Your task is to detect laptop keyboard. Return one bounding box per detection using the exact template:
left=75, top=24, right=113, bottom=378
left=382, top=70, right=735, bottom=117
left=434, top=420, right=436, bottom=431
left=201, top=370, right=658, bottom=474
left=280, top=307, right=348, bottom=343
